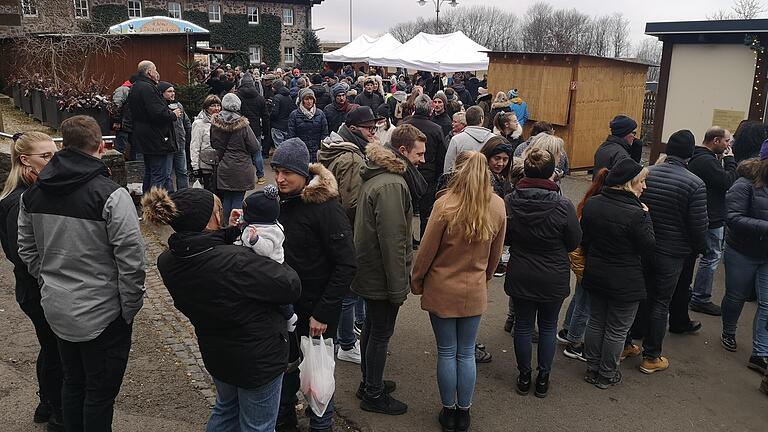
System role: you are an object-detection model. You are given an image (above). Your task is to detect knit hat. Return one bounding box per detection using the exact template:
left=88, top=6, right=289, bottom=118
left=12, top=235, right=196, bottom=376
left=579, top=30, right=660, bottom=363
left=299, top=87, right=315, bottom=102
left=523, top=149, right=556, bottom=179
left=242, top=184, right=280, bottom=224
left=168, top=188, right=215, bottom=233
left=433, top=91, right=447, bottom=106
left=331, top=83, right=347, bottom=97
left=310, top=74, right=323, bottom=85
left=666, top=129, right=696, bottom=159
left=610, top=115, right=637, bottom=138
left=272, top=79, right=285, bottom=90
left=240, top=73, right=255, bottom=87
left=760, top=139, right=768, bottom=161
left=221, top=93, right=241, bottom=112
left=271, top=138, right=310, bottom=178
left=605, top=158, right=644, bottom=187
left=157, top=81, right=174, bottom=94
left=508, top=89, right=519, bottom=99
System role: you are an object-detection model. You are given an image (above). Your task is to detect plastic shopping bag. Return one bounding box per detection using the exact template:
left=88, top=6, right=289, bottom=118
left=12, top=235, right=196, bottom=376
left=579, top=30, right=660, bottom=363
left=298, top=335, right=336, bottom=417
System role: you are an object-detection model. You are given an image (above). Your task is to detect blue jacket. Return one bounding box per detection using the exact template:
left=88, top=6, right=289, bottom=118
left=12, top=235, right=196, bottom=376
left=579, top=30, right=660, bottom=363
left=287, top=109, right=329, bottom=162
left=510, top=100, right=529, bottom=127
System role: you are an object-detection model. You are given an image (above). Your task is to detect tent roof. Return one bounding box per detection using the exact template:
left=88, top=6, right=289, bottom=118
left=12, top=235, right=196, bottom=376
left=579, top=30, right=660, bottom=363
left=368, top=31, right=489, bottom=73
left=108, top=16, right=209, bottom=35
left=323, top=33, right=403, bottom=63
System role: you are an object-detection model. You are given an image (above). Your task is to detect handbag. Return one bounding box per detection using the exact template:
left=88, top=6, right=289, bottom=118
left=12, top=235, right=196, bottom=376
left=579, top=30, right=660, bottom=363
left=199, top=147, right=220, bottom=166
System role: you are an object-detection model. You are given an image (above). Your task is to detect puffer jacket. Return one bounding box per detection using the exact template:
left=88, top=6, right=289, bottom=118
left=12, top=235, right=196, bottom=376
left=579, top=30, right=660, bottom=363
left=725, top=159, right=768, bottom=259
left=190, top=110, right=214, bottom=172
left=17, top=148, right=145, bottom=342
left=317, top=127, right=368, bottom=224
left=352, top=144, right=413, bottom=304
left=210, top=115, right=259, bottom=192
left=687, top=146, right=738, bottom=228
left=271, top=85, right=296, bottom=131
left=593, top=135, right=643, bottom=179
left=642, top=156, right=708, bottom=257
left=444, top=126, right=495, bottom=172
left=288, top=108, right=329, bottom=163
left=581, top=188, right=655, bottom=302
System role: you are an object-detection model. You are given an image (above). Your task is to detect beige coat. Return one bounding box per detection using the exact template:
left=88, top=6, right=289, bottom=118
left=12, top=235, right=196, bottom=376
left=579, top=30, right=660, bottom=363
left=411, top=192, right=506, bottom=318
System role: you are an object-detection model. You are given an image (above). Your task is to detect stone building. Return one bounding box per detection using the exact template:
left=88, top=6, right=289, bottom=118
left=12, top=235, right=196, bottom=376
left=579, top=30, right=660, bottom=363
left=0, top=0, right=324, bottom=67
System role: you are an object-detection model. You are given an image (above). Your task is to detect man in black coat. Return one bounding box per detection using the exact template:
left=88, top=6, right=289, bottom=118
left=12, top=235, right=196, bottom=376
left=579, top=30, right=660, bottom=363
left=270, top=139, right=357, bottom=432
left=687, top=126, right=737, bottom=316
left=310, top=74, right=332, bottom=111
left=128, top=60, right=180, bottom=192
left=237, top=74, right=269, bottom=182
left=354, top=77, right=384, bottom=112
left=401, top=94, right=445, bottom=242
left=638, top=129, right=708, bottom=374
left=270, top=80, right=296, bottom=149
left=593, top=115, right=643, bottom=179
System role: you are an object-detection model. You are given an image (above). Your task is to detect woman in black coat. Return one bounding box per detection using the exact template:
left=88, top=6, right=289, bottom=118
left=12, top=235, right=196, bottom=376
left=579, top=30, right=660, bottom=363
left=581, top=158, right=654, bottom=389
left=504, top=148, right=582, bottom=398
left=143, top=187, right=301, bottom=431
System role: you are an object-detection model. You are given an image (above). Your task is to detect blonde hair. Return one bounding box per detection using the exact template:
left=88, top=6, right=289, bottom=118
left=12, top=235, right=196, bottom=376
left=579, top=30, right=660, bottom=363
left=0, top=132, right=55, bottom=200
left=443, top=151, right=494, bottom=242
left=525, top=133, right=565, bottom=165
left=494, top=91, right=508, bottom=104
left=612, top=167, right=649, bottom=194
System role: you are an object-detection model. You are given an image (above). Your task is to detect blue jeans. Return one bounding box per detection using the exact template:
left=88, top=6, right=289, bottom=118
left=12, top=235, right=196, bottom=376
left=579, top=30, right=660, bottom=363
left=338, top=294, right=360, bottom=350
left=271, top=128, right=287, bottom=148
left=722, top=246, right=768, bottom=357
left=565, top=282, right=590, bottom=344
left=252, top=152, right=265, bottom=179
left=173, top=147, right=189, bottom=191
left=692, top=227, right=724, bottom=305
left=429, top=314, right=481, bottom=408
left=219, top=190, right=246, bottom=223
left=207, top=374, right=283, bottom=432
left=143, top=153, right=173, bottom=193
left=513, top=298, right=563, bottom=374
left=355, top=297, right=366, bottom=324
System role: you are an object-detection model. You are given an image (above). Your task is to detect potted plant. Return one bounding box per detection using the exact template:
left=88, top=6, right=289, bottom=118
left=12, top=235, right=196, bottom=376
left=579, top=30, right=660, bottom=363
left=42, top=86, right=63, bottom=129
left=29, top=74, right=48, bottom=123
left=20, top=82, right=33, bottom=115
left=57, top=81, right=112, bottom=135
left=12, top=81, right=21, bottom=108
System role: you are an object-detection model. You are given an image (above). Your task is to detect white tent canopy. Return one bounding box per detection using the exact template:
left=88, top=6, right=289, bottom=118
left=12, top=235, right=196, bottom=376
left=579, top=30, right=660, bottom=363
left=368, top=31, right=489, bottom=73
left=323, top=33, right=403, bottom=63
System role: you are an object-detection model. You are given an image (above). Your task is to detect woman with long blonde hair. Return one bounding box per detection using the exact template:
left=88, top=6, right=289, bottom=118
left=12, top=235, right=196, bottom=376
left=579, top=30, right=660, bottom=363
left=0, top=131, right=63, bottom=428
left=411, top=151, right=507, bottom=432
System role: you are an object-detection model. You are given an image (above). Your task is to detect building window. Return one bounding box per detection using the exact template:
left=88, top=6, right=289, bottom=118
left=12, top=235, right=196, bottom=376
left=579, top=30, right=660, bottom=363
left=73, top=0, right=89, bottom=18
left=21, top=0, right=37, bottom=16
left=282, top=8, right=293, bottom=26
left=168, top=2, right=181, bottom=19
left=247, top=6, right=259, bottom=25
left=249, top=46, right=261, bottom=65
left=284, top=47, right=294, bottom=64
left=208, top=3, right=221, bottom=23
left=127, top=0, right=142, bottom=18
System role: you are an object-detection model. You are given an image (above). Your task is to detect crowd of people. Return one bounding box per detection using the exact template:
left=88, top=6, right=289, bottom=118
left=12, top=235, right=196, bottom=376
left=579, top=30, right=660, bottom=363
left=1, top=57, right=767, bottom=432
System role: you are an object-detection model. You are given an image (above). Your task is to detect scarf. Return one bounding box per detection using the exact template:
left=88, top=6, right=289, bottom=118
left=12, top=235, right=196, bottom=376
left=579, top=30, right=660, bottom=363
left=385, top=144, right=428, bottom=203
left=334, top=98, right=350, bottom=112
left=510, top=97, right=524, bottom=105
left=300, top=103, right=316, bottom=119
left=338, top=125, right=369, bottom=153
left=218, top=109, right=241, bottom=123
left=516, top=177, right=560, bottom=192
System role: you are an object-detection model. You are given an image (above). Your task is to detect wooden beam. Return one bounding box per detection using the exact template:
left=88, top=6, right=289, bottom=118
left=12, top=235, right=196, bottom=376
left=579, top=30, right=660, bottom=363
left=650, top=39, right=673, bottom=164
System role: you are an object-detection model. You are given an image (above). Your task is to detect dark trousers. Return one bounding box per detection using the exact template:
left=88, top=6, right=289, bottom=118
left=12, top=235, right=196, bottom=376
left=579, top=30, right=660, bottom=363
left=584, top=293, right=639, bottom=379
left=669, top=255, right=697, bottom=330
left=142, top=153, right=173, bottom=192
left=58, top=317, right=132, bottom=432
left=19, top=300, right=63, bottom=409
left=418, top=182, right=437, bottom=240
left=512, top=297, right=563, bottom=374
left=642, top=253, right=686, bottom=359
left=361, top=300, right=401, bottom=397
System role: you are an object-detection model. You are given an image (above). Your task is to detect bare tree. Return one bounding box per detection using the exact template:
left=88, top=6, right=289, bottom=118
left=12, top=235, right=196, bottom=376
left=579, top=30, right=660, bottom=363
left=634, top=37, right=663, bottom=81
left=522, top=2, right=554, bottom=52
left=390, top=18, right=426, bottom=43
left=708, top=0, right=766, bottom=19
left=609, top=13, right=631, bottom=58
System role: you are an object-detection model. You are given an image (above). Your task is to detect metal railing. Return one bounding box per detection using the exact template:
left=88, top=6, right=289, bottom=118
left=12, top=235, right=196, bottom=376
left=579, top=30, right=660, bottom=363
left=0, top=132, right=116, bottom=143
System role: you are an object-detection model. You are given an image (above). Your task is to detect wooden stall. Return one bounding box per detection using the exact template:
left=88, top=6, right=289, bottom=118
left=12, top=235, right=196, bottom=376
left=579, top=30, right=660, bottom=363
left=486, top=52, right=650, bottom=170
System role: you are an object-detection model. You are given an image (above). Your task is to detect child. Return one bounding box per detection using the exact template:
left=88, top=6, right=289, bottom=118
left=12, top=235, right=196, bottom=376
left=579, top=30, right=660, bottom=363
left=240, top=184, right=297, bottom=332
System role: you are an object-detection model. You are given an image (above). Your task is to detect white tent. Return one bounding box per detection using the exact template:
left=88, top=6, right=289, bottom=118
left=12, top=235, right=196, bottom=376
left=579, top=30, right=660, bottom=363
left=369, top=31, right=489, bottom=73
left=323, top=33, right=403, bottom=63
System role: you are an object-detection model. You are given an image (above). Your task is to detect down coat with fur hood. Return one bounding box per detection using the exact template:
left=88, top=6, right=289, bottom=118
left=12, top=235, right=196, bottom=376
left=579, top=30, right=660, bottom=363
left=279, top=163, right=357, bottom=330
left=725, top=159, right=768, bottom=259
left=210, top=115, right=260, bottom=192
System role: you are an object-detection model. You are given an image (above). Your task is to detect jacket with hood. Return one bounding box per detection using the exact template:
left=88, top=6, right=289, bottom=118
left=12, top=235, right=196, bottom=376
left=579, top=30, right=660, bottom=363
left=317, top=126, right=368, bottom=223
left=190, top=110, right=215, bottom=172
left=504, top=179, right=582, bottom=302
left=593, top=135, right=643, bottom=179
left=280, top=163, right=357, bottom=329
left=452, top=83, right=473, bottom=107
left=287, top=108, right=329, bottom=163
left=444, top=126, right=495, bottom=172
left=725, top=160, right=768, bottom=259
left=324, top=100, right=359, bottom=135
left=386, top=91, right=407, bottom=126
left=352, top=144, right=413, bottom=304
left=354, top=90, right=384, bottom=112
left=310, top=84, right=332, bottom=111
left=17, top=148, right=145, bottom=342
left=158, top=227, right=301, bottom=390
left=128, top=75, right=177, bottom=155
left=0, top=185, right=41, bottom=305
left=210, top=115, right=260, bottom=192
left=237, top=85, right=269, bottom=138
left=401, top=114, right=446, bottom=184
left=510, top=98, right=529, bottom=127
left=687, top=146, right=738, bottom=229
left=271, top=85, right=296, bottom=131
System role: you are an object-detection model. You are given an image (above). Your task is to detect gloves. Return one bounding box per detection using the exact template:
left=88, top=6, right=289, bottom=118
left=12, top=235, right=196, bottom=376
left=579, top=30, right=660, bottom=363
left=286, top=313, right=298, bottom=333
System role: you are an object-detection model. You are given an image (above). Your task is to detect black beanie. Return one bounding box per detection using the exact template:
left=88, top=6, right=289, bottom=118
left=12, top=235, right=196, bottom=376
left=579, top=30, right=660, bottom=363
left=523, top=149, right=556, bottom=179
left=157, top=81, right=173, bottom=94
left=242, top=184, right=281, bottom=224
left=605, top=158, right=644, bottom=186
left=610, top=115, right=637, bottom=138
left=169, top=188, right=215, bottom=232
left=666, top=129, right=696, bottom=159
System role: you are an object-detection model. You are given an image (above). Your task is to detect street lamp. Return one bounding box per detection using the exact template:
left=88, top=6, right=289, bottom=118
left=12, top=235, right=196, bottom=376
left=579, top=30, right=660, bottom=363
left=418, top=0, right=459, bottom=34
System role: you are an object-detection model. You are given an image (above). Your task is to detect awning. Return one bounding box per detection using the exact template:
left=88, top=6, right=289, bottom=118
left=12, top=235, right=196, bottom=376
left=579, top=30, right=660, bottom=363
left=323, top=33, right=403, bottom=63
left=108, top=16, right=209, bottom=34
left=369, top=31, right=489, bottom=73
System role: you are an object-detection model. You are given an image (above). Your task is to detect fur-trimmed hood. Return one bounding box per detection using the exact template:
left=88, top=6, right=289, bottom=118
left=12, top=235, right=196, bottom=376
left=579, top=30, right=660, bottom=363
left=211, top=114, right=250, bottom=132
left=301, top=163, right=339, bottom=204
left=737, top=158, right=761, bottom=181
left=361, top=143, right=407, bottom=181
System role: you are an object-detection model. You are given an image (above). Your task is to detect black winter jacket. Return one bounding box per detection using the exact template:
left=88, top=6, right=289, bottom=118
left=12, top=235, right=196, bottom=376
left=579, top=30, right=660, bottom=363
left=324, top=102, right=359, bottom=135
left=158, top=228, right=301, bottom=389
left=431, top=112, right=452, bottom=137
left=642, top=156, right=708, bottom=257
left=237, top=86, right=269, bottom=138
left=271, top=86, right=296, bottom=132
left=401, top=114, right=446, bottom=184
left=725, top=160, right=768, bottom=259
left=128, top=75, right=177, bottom=155
left=354, top=91, right=384, bottom=112
left=310, top=84, right=332, bottom=111
left=581, top=188, right=655, bottom=303
left=452, top=84, right=473, bottom=107
left=687, top=147, right=738, bottom=228
left=504, top=179, right=582, bottom=302
left=593, top=135, right=643, bottom=179
left=0, top=186, right=39, bottom=305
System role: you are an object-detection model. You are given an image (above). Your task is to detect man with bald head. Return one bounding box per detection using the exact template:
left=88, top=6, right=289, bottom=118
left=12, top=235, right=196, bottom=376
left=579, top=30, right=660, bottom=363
left=128, top=60, right=181, bottom=192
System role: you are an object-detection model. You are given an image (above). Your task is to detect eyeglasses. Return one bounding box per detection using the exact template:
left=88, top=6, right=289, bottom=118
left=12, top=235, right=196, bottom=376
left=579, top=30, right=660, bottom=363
left=631, top=131, right=638, bottom=136
left=24, top=152, right=54, bottom=161
left=366, top=126, right=378, bottom=134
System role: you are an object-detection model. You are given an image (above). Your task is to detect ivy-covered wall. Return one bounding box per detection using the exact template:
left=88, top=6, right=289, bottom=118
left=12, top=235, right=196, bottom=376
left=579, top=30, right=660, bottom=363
left=78, top=4, right=129, bottom=33
left=143, top=7, right=168, bottom=18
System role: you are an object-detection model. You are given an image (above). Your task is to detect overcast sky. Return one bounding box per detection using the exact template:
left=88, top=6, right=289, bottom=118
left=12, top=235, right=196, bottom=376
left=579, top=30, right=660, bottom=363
left=312, top=0, right=748, bottom=44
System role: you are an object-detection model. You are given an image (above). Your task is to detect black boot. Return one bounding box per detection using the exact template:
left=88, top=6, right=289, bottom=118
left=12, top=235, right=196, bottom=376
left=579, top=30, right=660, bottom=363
left=34, top=400, right=51, bottom=423
left=46, top=407, right=64, bottom=432
left=438, top=406, right=457, bottom=432
left=456, top=408, right=470, bottom=432
left=360, top=393, right=408, bottom=415
left=516, top=371, right=531, bottom=395
left=534, top=372, right=550, bottom=398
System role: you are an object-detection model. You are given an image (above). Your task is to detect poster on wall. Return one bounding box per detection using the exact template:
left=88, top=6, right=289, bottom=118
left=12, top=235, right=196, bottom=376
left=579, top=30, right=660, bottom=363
left=712, top=109, right=746, bottom=133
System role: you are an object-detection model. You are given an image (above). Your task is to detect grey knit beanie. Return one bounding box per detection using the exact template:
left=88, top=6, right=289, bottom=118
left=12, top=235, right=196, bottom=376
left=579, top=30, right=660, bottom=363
left=299, top=87, right=316, bottom=102
left=222, top=93, right=241, bottom=112
left=271, top=138, right=310, bottom=178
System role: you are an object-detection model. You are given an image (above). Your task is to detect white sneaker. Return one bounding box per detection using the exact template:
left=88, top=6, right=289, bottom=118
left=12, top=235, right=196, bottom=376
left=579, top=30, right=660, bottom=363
left=337, top=340, right=361, bottom=364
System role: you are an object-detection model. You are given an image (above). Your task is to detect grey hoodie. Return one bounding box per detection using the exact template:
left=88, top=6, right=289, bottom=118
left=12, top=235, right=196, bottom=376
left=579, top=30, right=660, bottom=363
left=444, top=126, right=496, bottom=172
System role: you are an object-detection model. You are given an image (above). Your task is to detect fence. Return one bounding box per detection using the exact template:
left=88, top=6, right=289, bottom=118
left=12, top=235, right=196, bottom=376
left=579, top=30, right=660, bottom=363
left=641, top=91, right=656, bottom=144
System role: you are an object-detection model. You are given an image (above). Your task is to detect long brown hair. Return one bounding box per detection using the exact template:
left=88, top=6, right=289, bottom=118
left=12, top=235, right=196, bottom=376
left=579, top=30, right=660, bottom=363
left=0, top=132, right=55, bottom=200
left=443, top=151, right=494, bottom=242
left=577, top=168, right=608, bottom=218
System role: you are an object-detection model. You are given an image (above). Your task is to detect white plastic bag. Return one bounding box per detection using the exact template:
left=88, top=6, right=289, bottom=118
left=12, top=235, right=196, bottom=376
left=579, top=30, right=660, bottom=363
left=298, top=335, right=336, bottom=417
left=192, top=180, right=203, bottom=189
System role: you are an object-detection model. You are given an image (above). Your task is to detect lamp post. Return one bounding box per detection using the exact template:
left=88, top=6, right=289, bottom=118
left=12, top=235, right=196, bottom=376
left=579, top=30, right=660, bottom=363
left=417, top=0, right=459, bottom=33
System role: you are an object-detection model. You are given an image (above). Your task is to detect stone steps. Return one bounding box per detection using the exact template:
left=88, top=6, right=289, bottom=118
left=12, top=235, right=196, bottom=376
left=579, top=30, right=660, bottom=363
left=0, top=94, right=11, bottom=105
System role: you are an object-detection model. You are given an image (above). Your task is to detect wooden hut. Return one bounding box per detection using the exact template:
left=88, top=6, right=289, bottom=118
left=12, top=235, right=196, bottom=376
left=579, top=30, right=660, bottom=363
left=486, top=52, right=650, bottom=170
